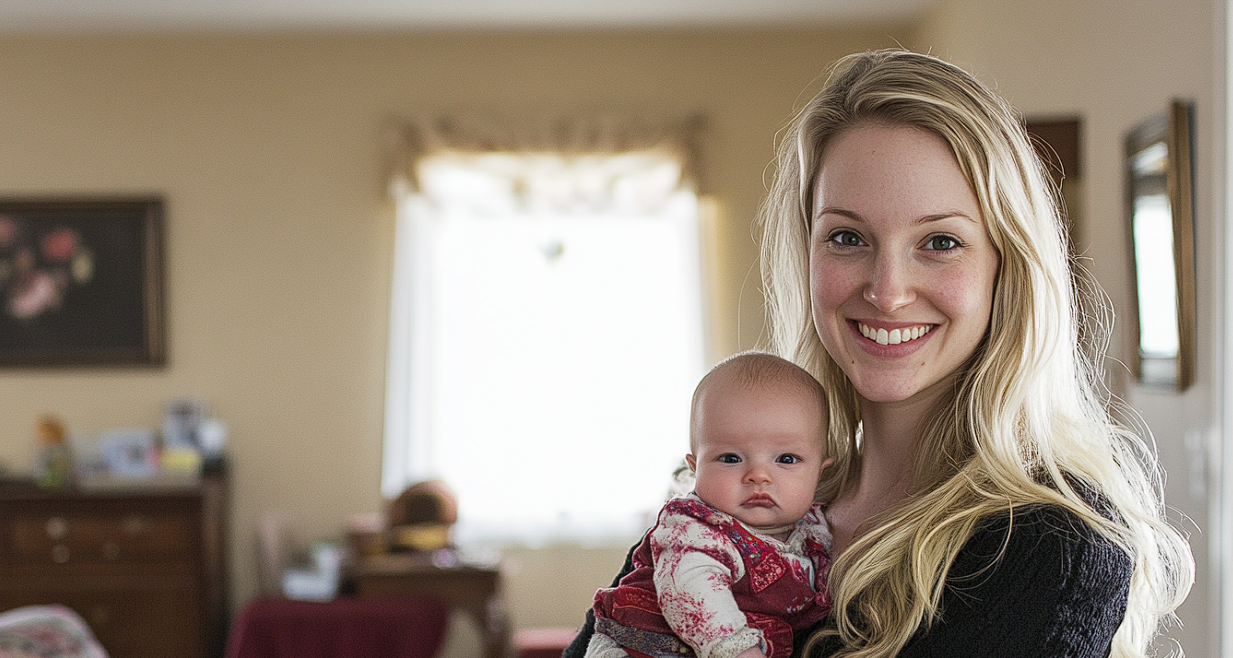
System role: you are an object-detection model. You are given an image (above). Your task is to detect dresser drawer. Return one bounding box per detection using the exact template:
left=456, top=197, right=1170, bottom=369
left=0, top=474, right=227, bottom=658
left=9, top=512, right=197, bottom=564
left=0, top=585, right=204, bottom=658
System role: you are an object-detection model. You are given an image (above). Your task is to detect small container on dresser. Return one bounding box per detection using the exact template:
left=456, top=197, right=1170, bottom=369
left=0, top=468, right=228, bottom=658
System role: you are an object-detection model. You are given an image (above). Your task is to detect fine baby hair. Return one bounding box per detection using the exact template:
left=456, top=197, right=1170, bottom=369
left=689, top=350, right=829, bottom=455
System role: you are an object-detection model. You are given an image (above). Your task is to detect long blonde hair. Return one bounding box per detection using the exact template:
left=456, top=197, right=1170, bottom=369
left=757, top=50, right=1193, bottom=657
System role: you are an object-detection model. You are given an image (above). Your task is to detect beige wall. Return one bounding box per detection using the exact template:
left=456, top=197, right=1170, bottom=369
left=917, top=0, right=1221, bottom=655
left=0, top=25, right=913, bottom=637
left=0, top=2, right=1219, bottom=652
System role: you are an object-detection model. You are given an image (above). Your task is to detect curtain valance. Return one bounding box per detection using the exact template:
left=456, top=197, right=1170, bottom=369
left=384, top=113, right=706, bottom=196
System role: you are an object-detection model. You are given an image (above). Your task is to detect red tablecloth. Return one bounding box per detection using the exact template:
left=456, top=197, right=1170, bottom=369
left=225, top=597, right=450, bottom=658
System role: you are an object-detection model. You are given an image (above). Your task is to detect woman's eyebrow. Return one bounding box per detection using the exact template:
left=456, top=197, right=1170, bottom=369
left=814, top=208, right=979, bottom=224
left=813, top=206, right=864, bottom=222
left=918, top=211, right=980, bottom=224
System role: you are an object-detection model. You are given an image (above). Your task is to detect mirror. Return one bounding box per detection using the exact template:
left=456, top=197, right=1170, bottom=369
left=1125, top=100, right=1196, bottom=391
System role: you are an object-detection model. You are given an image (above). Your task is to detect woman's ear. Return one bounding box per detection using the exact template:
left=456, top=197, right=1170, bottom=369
left=685, top=454, right=697, bottom=472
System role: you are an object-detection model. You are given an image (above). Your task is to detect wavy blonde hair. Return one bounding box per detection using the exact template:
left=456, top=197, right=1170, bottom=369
left=757, top=50, right=1193, bottom=657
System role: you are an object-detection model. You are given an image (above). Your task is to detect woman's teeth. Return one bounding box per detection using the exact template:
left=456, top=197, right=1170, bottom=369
left=858, top=323, right=932, bottom=345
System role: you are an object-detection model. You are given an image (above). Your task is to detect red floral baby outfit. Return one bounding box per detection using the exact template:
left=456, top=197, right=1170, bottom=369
left=590, top=494, right=832, bottom=658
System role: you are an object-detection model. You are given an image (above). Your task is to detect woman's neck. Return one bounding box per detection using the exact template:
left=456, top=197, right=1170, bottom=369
left=858, top=372, right=958, bottom=477
left=858, top=396, right=933, bottom=481
left=827, top=391, right=941, bottom=556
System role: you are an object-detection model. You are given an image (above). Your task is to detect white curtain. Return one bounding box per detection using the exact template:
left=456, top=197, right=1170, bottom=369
left=382, top=114, right=709, bottom=546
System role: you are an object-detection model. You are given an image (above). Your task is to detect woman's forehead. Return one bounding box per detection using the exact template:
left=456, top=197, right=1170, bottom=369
left=812, top=124, right=980, bottom=223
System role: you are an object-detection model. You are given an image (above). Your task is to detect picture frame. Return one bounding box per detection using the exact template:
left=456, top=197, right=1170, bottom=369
left=1124, top=100, right=1196, bottom=391
left=100, top=429, right=159, bottom=478
left=0, top=197, right=165, bottom=367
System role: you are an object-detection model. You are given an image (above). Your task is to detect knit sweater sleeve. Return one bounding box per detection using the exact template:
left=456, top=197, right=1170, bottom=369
left=800, top=504, right=1132, bottom=658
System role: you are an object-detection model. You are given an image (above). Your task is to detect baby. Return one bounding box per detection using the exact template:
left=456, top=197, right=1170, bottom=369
left=587, top=352, right=833, bottom=658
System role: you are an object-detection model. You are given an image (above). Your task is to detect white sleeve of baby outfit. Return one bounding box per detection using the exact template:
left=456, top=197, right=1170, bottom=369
left=650, top=508, right=765, bottom=658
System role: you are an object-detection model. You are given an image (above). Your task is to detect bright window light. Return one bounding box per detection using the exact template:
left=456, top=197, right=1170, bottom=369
left=384, top=150, right=707, bottom=547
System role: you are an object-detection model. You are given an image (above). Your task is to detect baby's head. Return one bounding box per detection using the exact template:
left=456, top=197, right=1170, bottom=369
left=685, top=352, right=830, bottom=538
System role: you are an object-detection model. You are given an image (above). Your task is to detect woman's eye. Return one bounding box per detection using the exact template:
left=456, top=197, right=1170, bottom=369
left=829, top=230, right=864, bottom=247
left=718, top=453, right=741, bottom=464
left=776, top=454, right=801, bottom=464
left=925, top=235, right=961, bottom=251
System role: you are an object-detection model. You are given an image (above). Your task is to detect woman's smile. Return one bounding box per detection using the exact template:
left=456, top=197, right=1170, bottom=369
left=855, top=321, right=934, bottom=346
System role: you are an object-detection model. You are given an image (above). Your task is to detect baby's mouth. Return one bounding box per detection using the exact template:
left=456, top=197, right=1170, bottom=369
left=857, top=322, right=933, bottom=346
left=743, top=493, right=776, bottom=508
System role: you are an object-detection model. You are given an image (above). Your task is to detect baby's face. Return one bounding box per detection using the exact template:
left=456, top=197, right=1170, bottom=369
left=687, top=381, right=827, bottom=535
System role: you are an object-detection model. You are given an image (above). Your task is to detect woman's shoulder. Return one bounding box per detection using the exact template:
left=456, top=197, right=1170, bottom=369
left=796, top=500, right=1133, bottom=658
left=952, top=499, right=1131, bottom=593
left=976, top=496, right=1117, bottom=539
left=920, top=501, right=1132, bottom=657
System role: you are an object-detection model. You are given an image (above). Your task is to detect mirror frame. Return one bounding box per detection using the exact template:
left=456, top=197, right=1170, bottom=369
left=1124, top=100, right=1196, bottom=391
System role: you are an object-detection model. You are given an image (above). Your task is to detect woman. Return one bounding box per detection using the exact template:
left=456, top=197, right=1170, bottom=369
left=566, top=50, right=1192, bottom=658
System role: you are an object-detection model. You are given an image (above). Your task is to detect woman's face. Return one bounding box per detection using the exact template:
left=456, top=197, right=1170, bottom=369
left=809, top=123, right=1000, bottom=406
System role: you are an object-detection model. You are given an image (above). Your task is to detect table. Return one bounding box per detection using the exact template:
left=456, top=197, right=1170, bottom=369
left=225, top=597, right=450, bottom=658
left=345, top=554, right=509, bottom=658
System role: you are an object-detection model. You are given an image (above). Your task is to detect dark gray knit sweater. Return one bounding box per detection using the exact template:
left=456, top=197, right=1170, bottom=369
left=564, top=503, right=1131, bottom=658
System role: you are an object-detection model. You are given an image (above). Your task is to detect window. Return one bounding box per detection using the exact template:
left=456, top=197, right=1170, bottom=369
left=383, top=141, right=708, bottom=547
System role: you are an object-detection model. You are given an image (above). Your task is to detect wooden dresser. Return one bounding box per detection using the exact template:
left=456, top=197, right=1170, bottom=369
left=0, top=470, right=228, bottom=658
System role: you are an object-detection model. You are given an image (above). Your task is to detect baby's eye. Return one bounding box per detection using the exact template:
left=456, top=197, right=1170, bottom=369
left=924, top=234, right=961, bottom=251
left=717, top=453, right=741, bottom=464
left=775, top=454, right=801, bottom=464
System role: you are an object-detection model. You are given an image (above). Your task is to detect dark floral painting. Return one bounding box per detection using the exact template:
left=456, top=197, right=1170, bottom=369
left=0, top=198, right=164, bottom=366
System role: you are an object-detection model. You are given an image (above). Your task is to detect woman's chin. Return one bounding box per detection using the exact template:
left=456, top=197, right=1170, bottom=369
left=851, top=377, right=953, bottom=407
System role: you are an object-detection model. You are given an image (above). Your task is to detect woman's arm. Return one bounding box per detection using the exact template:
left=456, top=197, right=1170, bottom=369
left=804, top=505, right=1132, bottom=658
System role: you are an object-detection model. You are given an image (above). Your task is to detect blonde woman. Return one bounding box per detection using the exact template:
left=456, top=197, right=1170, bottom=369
left=566, top=50, right=1192, bottom=658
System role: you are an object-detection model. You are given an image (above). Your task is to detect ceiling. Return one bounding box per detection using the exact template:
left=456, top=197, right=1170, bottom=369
left=0, top=0, right=935, bottom=33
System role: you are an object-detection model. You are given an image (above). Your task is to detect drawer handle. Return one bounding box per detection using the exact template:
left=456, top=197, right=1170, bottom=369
left=45, top=517, right=69, bottom=540
left=51, top=544, right=70, bottom=563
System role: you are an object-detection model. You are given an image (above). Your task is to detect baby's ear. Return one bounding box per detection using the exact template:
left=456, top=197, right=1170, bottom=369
left=685, top=454, right=697, bottom=472
left=819, top=457, right=836, bottom=472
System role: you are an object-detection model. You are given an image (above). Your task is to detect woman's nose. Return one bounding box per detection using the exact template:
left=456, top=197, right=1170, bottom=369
left=863, top=253, right=916, bottom=312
